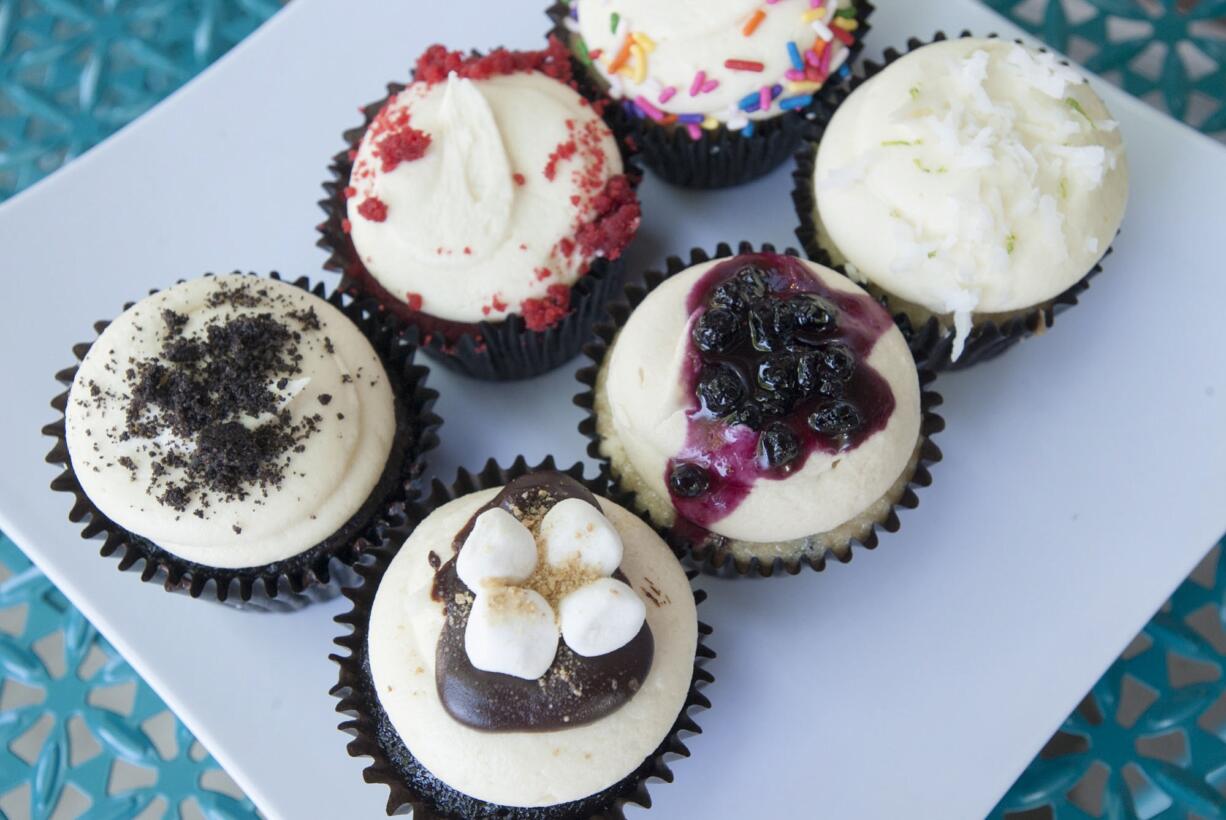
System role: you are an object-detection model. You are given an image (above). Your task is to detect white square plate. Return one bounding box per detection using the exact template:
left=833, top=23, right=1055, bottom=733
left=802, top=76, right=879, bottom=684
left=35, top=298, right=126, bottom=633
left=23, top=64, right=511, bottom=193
left=2, top=0, right=1225, bottom=817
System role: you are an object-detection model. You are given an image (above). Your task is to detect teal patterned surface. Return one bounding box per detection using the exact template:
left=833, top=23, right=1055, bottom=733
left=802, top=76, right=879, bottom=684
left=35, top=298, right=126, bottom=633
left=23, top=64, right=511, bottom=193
left=0, top=0, right=281, bottom=198
left=987, top=0, right=1226, bottom=138
left=0, top=534, right=258, bottom=819
left=0, top=1, right=1223, bottom=819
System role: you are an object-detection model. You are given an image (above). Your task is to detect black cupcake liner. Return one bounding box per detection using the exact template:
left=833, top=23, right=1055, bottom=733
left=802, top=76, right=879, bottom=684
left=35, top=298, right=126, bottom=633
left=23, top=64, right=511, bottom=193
left=575, top=241, right=944, bottom=578
left=548, top=0, right=874, bottom=189
left=317, top=53, right=644, bottom=382
left=791, top=31, right=1115, bottom=372
left=42, top=273, right=443, bottom=612
left=330, top=455, right=714, bottom=818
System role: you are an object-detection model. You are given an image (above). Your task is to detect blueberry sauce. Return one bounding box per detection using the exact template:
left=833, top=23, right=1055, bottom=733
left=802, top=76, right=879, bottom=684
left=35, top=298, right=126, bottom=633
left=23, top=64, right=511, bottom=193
left=665, top=253, right=897, bottom=530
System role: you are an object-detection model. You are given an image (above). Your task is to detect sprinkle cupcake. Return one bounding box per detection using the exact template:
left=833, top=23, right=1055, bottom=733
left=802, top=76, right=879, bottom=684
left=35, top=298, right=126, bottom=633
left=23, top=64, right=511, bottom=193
left=550, top=0, right=873, bottom=188
left=578, top=244, right=942, bottom=576
left=319, top=38, right=642, bottom=381
left=794, top=35, right=1129, bottom=369
left=44, top=274, right=440, bottom=610
left=333, top=460, right=712, bottom=817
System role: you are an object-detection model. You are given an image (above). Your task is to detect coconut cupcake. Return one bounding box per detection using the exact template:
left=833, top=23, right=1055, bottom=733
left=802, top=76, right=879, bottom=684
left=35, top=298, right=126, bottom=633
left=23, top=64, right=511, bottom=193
left=44, top=274, right=440, bottom=610
left=333, top=461, right=711, bottom=817
left=578, top=245, right=942, bottom=576
left=795, top=35, right=1128, bottom=369
left=551, top=0, right=873, bottom=188
left=319, top=38, right=642, bottom=381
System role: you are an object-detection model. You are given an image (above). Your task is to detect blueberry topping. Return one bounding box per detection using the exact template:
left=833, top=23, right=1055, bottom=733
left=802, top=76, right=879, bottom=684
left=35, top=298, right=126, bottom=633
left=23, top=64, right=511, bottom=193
left=711, top=267, right=769, bottom=312
left=789, top=293, right=838, bottom=333
left=757, top=423, right=801, bottom=468
left=692, top=307, right=740, bottom=353
left=797, top=353, right=848, bottom=398
left=816, top=344, right=856, bottom=381
left=748, top=305, right=778, bottom=352
left=726, top=402, right=763, bottom=429
left=808, top=400, right=864, bottom=437
left=696, top=364, right=746, bottom=415
left=757, top=355, right=797, bottom=395
left=669, top=463, right=711, bottom=498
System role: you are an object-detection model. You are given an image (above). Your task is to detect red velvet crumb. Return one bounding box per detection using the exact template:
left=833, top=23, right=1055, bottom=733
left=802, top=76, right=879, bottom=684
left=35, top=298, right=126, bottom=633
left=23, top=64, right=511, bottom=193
left=344, top=186, right=357, bottom=199
left=491, top=294, right=508, bottom=312
left=513, top=173, right=526, bottom=186
left=376, top=126, right=431, bottom=172
left=405, top=292, right=423, bottom=311
left=535, top=267, right=552, bottom=281
left=414, top=36, right=573, bottom=86
left=544, top=139, right=577, bottom=181
left=575, top=175, right=640, bottom=260
left=521, top=284, right=572, bottom=332
left=341, top=218, right=352, bottom=233
left=357, top=197, right=388, bottom=222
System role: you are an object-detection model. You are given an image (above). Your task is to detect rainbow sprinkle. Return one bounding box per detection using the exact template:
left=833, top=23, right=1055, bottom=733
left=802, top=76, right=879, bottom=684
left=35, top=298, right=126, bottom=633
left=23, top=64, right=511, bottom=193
left=578, top=0, right=861, bottom=136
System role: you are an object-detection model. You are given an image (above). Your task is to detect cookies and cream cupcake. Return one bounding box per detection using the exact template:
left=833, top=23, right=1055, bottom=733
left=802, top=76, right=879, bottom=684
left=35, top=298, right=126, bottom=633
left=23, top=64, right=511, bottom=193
left=578, top=245, right=942, bottom=576
left=551, top=0, right=873, bottom=187
left=333, top=463, right=711, bottom=817
left=795, top=35, right=1128, bottom=368
left=44, top=274, right=440, bottom=610
left=320, top=38, right=641, bottom=380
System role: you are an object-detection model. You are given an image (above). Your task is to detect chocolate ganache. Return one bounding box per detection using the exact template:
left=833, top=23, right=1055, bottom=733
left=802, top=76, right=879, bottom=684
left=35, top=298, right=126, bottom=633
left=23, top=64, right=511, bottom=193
left=433, top=472, right=654, bottom=732
left=667, top=253, right=898, bottom=529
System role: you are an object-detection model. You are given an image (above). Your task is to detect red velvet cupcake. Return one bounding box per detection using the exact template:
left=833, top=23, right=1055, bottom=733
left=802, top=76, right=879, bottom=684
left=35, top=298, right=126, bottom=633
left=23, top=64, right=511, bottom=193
left=320, top=39, right=642, bottom=381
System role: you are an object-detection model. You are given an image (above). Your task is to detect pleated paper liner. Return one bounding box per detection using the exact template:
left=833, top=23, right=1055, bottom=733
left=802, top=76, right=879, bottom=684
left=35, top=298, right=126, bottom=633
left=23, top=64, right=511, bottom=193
left=42, top=273, right=443, bottom=612
left=575, top=241, right=944, bottom=578
left=547, top=0, right=874, bottom=189
left=317, top=47, right=645, bottom=382
left=330, top=455, right=714, bottom=818
left=790, top=31, right=1115, bottom=372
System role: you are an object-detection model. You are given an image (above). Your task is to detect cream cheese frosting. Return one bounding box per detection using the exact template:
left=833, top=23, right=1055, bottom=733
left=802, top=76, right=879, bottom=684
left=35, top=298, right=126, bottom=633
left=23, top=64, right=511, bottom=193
left=64, top=275, right=396, bottom=569
left=813, top=38, right=1129, bottom=359
left=367, top=488, right=696, bottom=808
left=347, top=70, right=626, bottom=324
left=600, top=257, right=921, bottom=544
left=571, top=0, right=858, bottom=127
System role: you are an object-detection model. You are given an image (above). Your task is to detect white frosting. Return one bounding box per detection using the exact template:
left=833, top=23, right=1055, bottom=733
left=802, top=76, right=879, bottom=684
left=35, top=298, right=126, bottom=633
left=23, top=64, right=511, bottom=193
left=456, top=508, right=538, bottom=591
left=559, top=577, right=646, bottom=657
left=540, top=496, right=623, bottom=573
left=347, top=71, right=625, bottom=323
left=602, top=258, right=921, bottom=544
left=367, top=489, right=696, bottom=807
left=574, top=0, right=856, bottom=124
left=64, top=276, right=396, bottom=568
left=813, top=38, right=1129, bottom=359
left=465, top=586, right=560, bottom=680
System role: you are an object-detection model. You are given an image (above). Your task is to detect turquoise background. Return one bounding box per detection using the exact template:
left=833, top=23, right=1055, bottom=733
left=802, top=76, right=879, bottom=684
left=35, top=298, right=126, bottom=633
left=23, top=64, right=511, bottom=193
left=0, top=1, right=1223, bottom=817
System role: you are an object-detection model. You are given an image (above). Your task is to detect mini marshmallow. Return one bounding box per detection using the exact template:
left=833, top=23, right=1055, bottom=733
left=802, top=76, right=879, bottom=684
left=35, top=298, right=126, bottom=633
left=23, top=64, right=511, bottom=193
left=464, top=586, right=559, bottom=680
left=539, top=498, right=622, bottom=574
left=456, top=508, right=537, bottom=592
left=558, top=577, right=647, bottom=657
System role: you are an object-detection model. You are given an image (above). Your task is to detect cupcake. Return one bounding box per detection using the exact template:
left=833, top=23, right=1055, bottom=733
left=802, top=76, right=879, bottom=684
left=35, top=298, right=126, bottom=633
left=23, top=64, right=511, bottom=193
left=795, top=35, right=1129, bottom=369
left=43, top=274, right=440, bottom=610
left=578, top=245, right=942, bottom=576
left=319, top=38, right=642, bottom=381
left=333, top=461, right=711, bottom=817
left=550, top=0, right=873, bottom=188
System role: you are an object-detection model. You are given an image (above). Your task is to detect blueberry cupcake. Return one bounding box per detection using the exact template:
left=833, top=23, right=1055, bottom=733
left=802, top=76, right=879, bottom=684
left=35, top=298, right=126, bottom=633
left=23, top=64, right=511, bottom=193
left=578, top=244, right=942, bottom=576
left=319, top=38, right=642, bottom=381
left=550, top=0, right=873, bottom=188
left=44, top=274, right=440, bottom=610
left=333, top=460, right=712, bottom=817
left=794, top=35, right=1129, bottom=369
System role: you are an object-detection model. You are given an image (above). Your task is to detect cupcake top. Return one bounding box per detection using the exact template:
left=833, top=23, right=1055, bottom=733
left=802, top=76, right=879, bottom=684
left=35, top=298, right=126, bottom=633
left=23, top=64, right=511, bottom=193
left=367, top=471, right=696, bottom=808
left=813, top=37, right=1128, bottom=359
left=345, top=40, right=640, bottom=330
left=64, top=275, right=396, bottom=569
left=603, top=253, right=921, bottom=544
left=568, top=0, right=860, bottom=130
